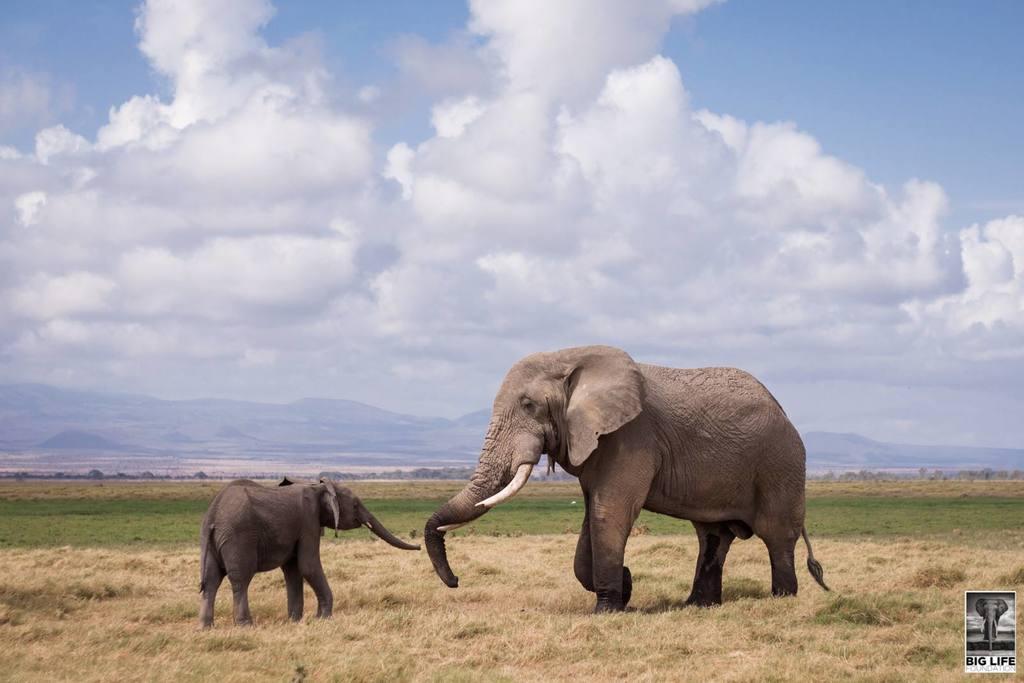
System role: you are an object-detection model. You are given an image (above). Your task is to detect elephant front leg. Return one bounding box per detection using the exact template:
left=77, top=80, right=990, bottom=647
left=282, top=559, right=304, bottom=621
left=300, top=558, right=333, bottom=619
left=576, top=496, right=634, bottom=606
left=588, top=494, right=641, bottom=614
left=574, top=493, right=595, bottom=592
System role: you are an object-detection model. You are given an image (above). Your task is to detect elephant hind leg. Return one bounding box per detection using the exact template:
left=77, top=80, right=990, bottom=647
left=198, top=561, right=224, bottom=628
left=686, top=522, right=735, bottom=607
left=764, top=534, right=799, bottom=597
left=228, top=572, right=255, bottom=626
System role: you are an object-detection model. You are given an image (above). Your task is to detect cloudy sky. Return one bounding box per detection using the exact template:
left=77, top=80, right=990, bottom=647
left=1, top=0, right=1022, bottom=447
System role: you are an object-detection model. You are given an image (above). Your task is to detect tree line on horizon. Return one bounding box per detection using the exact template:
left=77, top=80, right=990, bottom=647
left=3, top=467, right=1024, bottom=481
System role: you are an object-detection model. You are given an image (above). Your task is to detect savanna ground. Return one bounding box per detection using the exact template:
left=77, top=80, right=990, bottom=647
left=0, top=480, right=1022, bottom=681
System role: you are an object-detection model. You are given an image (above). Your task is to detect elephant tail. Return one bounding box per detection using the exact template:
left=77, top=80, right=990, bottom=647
left=802, top=526, right=830, bottom=591
left=199, top=524, right=215, bottom=594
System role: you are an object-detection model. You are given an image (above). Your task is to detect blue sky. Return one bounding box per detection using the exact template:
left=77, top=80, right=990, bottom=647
left=3, top=0, right=1021, bottom=228
left=1, top=0, right=1023, bottom=447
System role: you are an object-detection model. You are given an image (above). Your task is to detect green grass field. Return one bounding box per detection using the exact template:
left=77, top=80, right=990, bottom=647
left=1, top=479, right=1022, bottom=548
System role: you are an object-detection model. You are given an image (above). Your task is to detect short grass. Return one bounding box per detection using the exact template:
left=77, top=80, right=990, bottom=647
left=0, top=480, right=1022, bottom=681
left=1, top=480, right=1022, bottom=548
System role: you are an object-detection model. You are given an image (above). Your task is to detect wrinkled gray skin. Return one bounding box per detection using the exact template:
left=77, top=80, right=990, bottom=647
left=425, top=345, right=829, bottom=613
left=976, top=598, right=1009, bottom=646
left=199, top=478, right=418, bottom=627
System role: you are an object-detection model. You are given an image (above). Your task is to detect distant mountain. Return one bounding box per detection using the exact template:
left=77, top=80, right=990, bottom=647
left=0, top=383, right=485, bottom=475
left=0, top=383, right=1020, bottom=475
left=37, top=430, right=126, bottom=451
left=802, top=432, right=1024, bottom=471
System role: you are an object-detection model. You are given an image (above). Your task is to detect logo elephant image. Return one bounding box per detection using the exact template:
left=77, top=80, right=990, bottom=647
left=976, top=597, right=1010, bottom=649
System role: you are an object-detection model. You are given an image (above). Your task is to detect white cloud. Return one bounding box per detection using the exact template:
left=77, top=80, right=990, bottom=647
left=384, top=143, right=415, bottom=200
left=0, top=0, right=1021, bottom=446
left=9, top=271, right=115, bottom=319
left=14, top=191, right=47, bottom=226
left=905, top=215, right=1024, bottom=361
left=431, top=95, right=486, bottom=138
left=117, top=234, right=358, bottom=320
left=469, top=0, right=721, bottom=103
left=35, top=125, right=91, bottom=164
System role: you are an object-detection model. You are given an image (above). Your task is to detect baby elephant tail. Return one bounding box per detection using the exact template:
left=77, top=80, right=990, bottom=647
left=199, top=524, right=215, bottom=594
left=802, top=526, right=830, bottom=591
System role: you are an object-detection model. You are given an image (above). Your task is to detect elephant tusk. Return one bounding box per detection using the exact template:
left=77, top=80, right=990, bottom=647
left=437, top=522, right=468, bottom=532
left=476, top=463, right=534, bottom=509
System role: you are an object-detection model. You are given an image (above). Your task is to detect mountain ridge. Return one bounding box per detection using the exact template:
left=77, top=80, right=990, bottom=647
left=0, top=384, right=1020, bottom=475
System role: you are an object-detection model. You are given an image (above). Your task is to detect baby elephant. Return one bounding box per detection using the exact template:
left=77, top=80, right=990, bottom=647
left=199, top=477, right=419, bottom=627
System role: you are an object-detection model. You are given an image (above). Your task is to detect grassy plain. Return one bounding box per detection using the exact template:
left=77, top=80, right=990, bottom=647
left=0, top=480, right=1022, bottom=681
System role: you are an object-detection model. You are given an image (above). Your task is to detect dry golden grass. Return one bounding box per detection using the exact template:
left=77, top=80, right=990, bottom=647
left=3, top=531, right=1021, bottom=681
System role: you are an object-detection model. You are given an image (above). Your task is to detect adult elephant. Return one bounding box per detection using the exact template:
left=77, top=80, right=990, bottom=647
left=976, top=597, right=1009, bottom=646
left=424, top=345, right=829, bottom=613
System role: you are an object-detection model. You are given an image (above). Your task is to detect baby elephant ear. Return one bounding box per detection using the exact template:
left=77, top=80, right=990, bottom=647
left=560, top=346, right=644, bottom=467
left=319, top=478, right=340, bottom=530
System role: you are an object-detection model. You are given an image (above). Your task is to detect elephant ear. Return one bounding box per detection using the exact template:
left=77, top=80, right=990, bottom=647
left=318, top=478, right=340, bottom=530
left=561, top=346, right=644, bottom=467
left=997, top=599, right=1009, bottom=618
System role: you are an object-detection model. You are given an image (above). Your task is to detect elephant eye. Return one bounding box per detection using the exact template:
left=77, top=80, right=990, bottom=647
left=520, top=397, right=538, bottom=414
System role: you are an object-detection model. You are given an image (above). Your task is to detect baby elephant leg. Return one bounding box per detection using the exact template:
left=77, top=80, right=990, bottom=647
left=228, top=572, right=255, bottom=626
left=300, top=557, right=333, bottom=618
left=282, top=559, right=304, bottom=621
left=198, top=563, right=224, bottom=628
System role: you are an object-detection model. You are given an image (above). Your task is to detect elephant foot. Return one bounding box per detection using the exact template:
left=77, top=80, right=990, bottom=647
left=594, top=590, right=625, bottom=614
left=621, top=566, right=632, bottom=609
left=684, top=582, right=722, bottom=607
left=685, top=595, right=720, bottom=608
left=234, top=618, right=254, bottom=627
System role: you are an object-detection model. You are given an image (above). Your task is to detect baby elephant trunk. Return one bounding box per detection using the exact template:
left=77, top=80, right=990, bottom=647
left=359, top=504, right=420, bottom=550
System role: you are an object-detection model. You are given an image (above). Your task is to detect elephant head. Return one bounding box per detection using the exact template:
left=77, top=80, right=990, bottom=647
left=976, top=598, right=1009, bottom=642
left=424, top=345, right=643, bottom=587
left=281, top=477, right=419, bottom=550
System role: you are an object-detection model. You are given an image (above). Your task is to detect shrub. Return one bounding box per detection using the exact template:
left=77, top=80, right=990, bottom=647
left=911, top=566, right=966, bottom=588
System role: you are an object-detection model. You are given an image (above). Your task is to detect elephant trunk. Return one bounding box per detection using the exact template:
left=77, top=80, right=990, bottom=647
left=424, top=475, right=496, bottom=588
left=359, top=504, right=420, bottom=550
